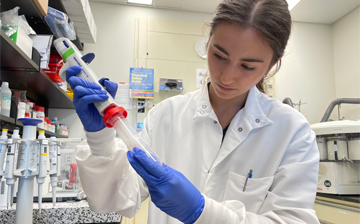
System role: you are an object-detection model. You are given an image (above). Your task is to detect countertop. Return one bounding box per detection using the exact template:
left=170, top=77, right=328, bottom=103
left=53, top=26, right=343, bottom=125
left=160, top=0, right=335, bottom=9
left=0, top=200, right=121, bottom=224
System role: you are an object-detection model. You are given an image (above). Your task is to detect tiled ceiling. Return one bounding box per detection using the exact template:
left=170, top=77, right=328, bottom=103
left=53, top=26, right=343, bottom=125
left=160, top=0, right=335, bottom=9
left=90, top=0, right=360, bottom=24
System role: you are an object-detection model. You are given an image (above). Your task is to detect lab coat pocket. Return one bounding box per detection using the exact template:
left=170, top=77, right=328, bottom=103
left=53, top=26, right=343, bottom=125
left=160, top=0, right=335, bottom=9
left=224, top=172, right=274, bottom=214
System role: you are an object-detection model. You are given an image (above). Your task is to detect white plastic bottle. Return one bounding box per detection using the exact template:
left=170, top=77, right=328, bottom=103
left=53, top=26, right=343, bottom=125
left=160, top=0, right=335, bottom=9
left=17, top=102, right=26, bottom=119
left=0, top=82, right=12, bottom=117
left=36, top=107, right=45, bottom=129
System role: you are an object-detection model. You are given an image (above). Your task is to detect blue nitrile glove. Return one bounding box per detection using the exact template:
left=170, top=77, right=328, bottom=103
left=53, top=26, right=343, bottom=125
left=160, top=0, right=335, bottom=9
left=98, top=78, right=118, bottom=96
left=66, top=65, right=118, bottom=132
left=127, top=148, right=204, bottom=224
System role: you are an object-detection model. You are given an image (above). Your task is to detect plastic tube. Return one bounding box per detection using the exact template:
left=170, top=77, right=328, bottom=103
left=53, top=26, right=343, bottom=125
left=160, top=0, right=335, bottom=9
left=103, top=107, right=162, bottom=165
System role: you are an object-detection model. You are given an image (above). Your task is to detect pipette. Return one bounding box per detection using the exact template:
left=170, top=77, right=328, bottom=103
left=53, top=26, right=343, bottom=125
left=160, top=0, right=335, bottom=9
left=54, top=37, right=162, bottom=165
left=0, top=129, right=8, bottom=179
left=37, top=131, right=48, bottom=213
left=49, top=135, right=60, bottom=207
left=4, top=128, right=20, bottom=209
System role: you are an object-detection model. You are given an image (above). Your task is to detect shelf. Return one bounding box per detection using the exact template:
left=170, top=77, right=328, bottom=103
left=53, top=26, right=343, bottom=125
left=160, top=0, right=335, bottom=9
left=1, top=0, right=83, bottom=51
left=0, top=30, right=39, bottom=71
left=0, top=115, right=67, bottom=138
left=0, top=30, right=75, bottom=109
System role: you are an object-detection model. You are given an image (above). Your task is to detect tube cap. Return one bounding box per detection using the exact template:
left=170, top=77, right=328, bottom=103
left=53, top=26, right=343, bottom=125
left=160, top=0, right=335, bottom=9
left=103, top=106, right=128, bottom=128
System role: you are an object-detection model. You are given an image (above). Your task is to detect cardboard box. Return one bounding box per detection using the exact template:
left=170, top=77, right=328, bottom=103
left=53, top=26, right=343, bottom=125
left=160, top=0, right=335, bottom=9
left=33, top=0, right=49, bottom=16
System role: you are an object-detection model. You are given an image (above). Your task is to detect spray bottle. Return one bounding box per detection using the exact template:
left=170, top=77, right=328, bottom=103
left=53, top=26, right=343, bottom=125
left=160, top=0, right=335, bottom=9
left=54, top=37, right=162, bottom=165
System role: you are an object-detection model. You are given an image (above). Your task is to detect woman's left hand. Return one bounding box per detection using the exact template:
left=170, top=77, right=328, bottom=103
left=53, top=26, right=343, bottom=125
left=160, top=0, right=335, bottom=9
left=127, top=147, right=204, bottom=224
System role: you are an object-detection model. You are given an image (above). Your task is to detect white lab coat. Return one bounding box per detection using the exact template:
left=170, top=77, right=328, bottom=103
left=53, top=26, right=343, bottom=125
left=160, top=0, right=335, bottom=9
left=75, top=83, right=320, bottom=224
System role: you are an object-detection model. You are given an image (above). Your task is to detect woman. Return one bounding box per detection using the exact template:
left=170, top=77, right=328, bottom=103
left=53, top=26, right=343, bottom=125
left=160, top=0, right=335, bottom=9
left=69, top=0, right=320, bottom=223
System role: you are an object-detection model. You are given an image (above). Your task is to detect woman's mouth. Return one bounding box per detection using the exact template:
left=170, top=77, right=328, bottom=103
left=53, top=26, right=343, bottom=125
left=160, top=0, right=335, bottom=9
left=217, top=84, right=235, bottom=92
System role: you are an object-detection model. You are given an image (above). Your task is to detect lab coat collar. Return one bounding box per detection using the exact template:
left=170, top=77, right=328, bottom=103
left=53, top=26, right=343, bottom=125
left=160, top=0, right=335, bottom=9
left=193, top=78, right=273, bottom=130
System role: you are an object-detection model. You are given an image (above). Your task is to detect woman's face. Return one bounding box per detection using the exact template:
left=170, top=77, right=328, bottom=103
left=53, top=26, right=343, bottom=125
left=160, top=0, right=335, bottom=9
left=207, top=22, right=274, bottom=101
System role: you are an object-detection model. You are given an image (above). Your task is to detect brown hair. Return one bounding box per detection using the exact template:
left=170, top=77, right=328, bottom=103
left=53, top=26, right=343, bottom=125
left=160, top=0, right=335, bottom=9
left=208, top=0, right=292, bottom=93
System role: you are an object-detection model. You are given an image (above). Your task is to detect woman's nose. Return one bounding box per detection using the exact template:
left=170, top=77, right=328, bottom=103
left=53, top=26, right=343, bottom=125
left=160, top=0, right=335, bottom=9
left=220, top=65, right=237, bottom=85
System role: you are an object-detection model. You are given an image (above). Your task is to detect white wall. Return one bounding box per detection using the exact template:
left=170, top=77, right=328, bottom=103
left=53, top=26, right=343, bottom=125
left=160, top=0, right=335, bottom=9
left=83, top=2, right=213, bottom=83
left=275, top=22, right=337, bottom=124
left=332, top=6, right=360, bottom=120
left=50, top=2, right=214, bottom=138
left=53, top=2, right=359, bottom=137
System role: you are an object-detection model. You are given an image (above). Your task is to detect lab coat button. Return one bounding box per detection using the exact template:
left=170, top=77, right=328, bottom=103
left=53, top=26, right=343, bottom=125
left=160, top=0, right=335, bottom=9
left=214, top=120, right=217, bottom=124
left=238, top=127, right=243, bottom=132
left=202, top=105, right=207, bottom=109
left=255, top=119, right=260, bottom=123
left=200, top=110, right=204, bottom=114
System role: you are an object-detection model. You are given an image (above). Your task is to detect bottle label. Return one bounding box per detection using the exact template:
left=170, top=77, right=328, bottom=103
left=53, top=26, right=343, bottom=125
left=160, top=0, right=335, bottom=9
left=1, top=96, right=11, bottom=110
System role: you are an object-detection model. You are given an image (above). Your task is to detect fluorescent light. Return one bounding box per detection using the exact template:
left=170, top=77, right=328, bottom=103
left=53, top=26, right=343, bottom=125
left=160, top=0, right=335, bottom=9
left=287, top=0, right=301, bottom=11
left=127, top=0, right=153, bottom=5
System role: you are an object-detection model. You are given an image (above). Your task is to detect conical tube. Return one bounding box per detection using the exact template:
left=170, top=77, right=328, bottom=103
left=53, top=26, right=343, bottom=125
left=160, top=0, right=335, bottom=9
left=103, top=107, right=162, bottom=165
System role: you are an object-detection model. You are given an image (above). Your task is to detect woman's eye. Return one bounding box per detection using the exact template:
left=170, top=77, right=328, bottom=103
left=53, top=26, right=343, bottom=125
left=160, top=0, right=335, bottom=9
left=214, top=54, right=224, bottom=60
left=242, top=65, right=255, bottom=71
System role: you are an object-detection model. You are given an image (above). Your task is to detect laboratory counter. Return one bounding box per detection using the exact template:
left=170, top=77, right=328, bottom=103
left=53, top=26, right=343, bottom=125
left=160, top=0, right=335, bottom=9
left=0, top=200, right=121, bottom=224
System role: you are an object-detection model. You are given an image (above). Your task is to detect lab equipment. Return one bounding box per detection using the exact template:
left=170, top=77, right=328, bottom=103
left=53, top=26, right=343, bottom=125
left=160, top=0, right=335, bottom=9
left=0, top=129, right=8, bottom=179
left=311, top=98, right=360, bottom=195
left=49, top=135, right=61, bottom=207
left=127, top=147, right=204, bottom=224
left=326, top=137, right=348, bottom=161
left=316, top=137, right=327, bottom=160
left=13, top=118, right=42, bottom=223
left=103, top=107, right=161, bottom=165
left=4, top=128, right=20, bottom=209
left=348, top=137, right=360, bottom=160
left=0, top=129, right=8, bottom=208
left=36, top=131, right=48, bottom=213
left=62, top=66, right=110, bottom=132
left=1, top=82, right=12, bottom=117
left=0, top=169, right=8, bottom=208
left=243, top=169, right=253, bottom=192
left=34, top=138, right=82, bottom=202
left=55, top=37, right=162, bottom=164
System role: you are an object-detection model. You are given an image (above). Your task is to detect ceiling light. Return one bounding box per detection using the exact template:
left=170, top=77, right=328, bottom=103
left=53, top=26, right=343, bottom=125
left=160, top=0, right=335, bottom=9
left=287, top=0, right=301, bottom=11
left=127, top=0, right=153, bottom=5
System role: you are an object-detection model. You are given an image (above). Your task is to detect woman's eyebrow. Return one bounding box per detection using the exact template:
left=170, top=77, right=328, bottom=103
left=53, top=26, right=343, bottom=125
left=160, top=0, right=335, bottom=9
left=241, top=58, right=264, bottom=63
left=214, top=43, right=264, bottom=63
left=214, top=44, right=229, bottom=56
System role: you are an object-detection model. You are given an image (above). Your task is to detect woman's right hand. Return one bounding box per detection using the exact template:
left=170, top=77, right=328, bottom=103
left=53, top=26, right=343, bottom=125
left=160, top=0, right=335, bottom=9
left=66, top=66, right=118, bottom=132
